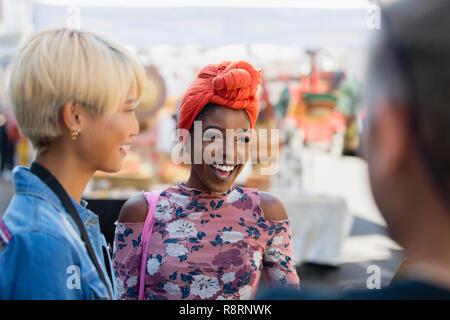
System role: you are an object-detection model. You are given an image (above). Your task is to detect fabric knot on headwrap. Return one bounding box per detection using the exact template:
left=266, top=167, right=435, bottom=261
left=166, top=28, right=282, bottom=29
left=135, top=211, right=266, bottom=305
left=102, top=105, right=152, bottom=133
left=178, top=60, right=261, bottom=133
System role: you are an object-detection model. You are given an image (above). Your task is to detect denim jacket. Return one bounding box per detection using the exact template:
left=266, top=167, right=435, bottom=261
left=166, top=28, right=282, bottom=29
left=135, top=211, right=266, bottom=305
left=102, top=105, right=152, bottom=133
left=0, top=166, right=117, bottom=300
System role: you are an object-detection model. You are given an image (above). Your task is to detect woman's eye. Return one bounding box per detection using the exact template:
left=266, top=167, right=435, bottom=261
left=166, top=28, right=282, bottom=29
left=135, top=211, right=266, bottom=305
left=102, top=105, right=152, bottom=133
left=209, top=135, right=222, bottom=141
left=204, top=129, right=223, bottom=141
left=237, top=136, right=250, bottom=143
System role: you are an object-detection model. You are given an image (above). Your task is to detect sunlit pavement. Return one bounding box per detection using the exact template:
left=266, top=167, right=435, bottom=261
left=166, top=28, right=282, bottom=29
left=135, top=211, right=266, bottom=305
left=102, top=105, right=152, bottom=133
left=296, top=149, right=404, bottom=291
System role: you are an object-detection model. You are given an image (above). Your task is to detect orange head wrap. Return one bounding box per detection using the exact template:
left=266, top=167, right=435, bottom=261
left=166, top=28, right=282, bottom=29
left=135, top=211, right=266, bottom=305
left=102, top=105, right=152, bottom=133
left=178, top=60, right=261, bottom=132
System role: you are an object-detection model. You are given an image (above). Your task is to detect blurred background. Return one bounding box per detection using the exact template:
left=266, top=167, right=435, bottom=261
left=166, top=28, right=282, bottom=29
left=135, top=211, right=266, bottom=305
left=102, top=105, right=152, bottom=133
left=0, top=0, right=403, bottom=292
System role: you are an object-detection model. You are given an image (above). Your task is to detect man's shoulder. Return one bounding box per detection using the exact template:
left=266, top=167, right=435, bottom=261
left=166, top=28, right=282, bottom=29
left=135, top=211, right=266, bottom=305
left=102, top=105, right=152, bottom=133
left=257, top=280, right=450, bottom=300
left=340, top=280, right=450, bottom=300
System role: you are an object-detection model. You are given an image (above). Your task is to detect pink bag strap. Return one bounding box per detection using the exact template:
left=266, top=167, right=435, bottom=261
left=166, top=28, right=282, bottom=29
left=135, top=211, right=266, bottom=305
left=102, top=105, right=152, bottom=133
left=138, top=191, right=161, bottom=300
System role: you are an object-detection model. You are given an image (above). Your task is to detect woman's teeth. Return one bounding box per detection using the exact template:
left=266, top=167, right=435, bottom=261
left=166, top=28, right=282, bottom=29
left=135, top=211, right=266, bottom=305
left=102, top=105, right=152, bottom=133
left=119, top=144, right=130, bottom=152
left=212, top=163, right=235, bottom=172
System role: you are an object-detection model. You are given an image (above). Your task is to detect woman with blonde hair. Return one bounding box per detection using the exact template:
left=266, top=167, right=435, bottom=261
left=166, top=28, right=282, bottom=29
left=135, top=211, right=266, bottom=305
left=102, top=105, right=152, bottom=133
left=113, top=60, right=300, bottom=300
left=0, top=28, right=145, bottom=299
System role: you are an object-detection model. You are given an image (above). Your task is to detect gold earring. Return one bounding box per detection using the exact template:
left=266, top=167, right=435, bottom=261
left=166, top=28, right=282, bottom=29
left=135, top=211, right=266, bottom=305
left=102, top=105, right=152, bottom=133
left=71, top=126, right=80, bottom=141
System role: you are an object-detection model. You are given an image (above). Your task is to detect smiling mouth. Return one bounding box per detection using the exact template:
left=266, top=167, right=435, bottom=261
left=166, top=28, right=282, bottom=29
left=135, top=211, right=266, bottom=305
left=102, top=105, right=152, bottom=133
left=209, top=163, right=238, bottom=180
left=119, top=144, right=131, bottom=155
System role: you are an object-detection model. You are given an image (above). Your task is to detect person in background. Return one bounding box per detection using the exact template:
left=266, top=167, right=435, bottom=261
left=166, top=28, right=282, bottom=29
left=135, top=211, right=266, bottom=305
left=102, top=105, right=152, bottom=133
left=0, top=119, right=13, bottom=179
left=0, top=73, right=15, bottom=180
left=259, top=0, right=450, bottom=300
left=0, top=106, right=19, bottom=180
left=0, top=28, right=145, bottom=299
left=113, top=60, right=300, bottom=300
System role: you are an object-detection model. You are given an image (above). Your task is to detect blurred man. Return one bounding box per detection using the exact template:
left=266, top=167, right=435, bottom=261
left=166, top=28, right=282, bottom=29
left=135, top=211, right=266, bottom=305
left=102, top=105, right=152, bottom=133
left=0, top=106, right=17, bottom=181
left=259, top=0, right=450, bottom=299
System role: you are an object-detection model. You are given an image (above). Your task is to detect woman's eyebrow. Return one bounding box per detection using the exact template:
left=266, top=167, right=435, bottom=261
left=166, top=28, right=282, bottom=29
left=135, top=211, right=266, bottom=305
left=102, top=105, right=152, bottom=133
left=203, top=126, right=250, bottom=133
left=203, top=125, right=224, bottom=132
left=125, top=99, right=137, bottom=104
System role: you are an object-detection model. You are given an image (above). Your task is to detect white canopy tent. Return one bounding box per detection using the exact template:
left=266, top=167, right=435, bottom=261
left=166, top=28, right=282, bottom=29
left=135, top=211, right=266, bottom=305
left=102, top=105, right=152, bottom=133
left=32, top=0, right=373, bottom=49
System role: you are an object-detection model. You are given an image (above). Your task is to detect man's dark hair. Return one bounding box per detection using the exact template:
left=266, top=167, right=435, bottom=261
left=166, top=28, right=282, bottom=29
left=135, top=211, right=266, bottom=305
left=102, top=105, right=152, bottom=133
left=365, top=0, right=450, bottom=204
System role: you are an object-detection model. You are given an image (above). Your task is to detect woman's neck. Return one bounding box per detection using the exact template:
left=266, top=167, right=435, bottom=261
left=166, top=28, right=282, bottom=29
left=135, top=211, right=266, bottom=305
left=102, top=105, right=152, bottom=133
left=35, top=145, right=94, bottom=203
left=185, top=173, right=209, bottom=192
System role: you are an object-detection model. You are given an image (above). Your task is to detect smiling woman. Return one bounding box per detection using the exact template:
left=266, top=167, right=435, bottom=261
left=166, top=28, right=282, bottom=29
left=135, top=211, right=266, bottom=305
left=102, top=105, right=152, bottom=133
left=185, top=104, right=252, bottom=193
left=0, top=28, right=145, bottom=300
left=113, top=60, right=300, bottom=300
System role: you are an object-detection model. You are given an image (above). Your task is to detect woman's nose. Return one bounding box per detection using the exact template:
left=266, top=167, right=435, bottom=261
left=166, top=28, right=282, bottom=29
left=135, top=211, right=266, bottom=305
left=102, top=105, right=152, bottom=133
left=130, top=112, right=140, bottom=137
left=224, top=139, right=246, bottom=165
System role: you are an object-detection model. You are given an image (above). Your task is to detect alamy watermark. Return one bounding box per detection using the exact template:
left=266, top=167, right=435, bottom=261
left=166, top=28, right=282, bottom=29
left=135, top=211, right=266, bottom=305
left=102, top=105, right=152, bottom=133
left=66, top=265, right=81, bottom=290
left=366, top=265, right=381, bottom=289
left=67, top=5, right=81, bottom=30
left=367, top=3, right=381, bottom=30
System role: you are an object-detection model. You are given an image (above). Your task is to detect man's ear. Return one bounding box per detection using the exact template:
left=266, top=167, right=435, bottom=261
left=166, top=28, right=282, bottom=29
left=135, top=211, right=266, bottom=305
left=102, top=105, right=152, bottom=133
left=60, top=101, right=83, bottom=132
left=372, top=102, right=412, bottom=176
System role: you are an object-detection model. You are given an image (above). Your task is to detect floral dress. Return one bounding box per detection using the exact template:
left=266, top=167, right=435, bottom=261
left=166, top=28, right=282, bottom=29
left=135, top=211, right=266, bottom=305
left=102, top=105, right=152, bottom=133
left=113, top=182, right=300, bottom=300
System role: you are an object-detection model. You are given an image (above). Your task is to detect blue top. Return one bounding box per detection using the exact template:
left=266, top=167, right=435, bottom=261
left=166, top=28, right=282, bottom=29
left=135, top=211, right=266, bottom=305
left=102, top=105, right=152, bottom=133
left=0, top=166, right=117, bottom=300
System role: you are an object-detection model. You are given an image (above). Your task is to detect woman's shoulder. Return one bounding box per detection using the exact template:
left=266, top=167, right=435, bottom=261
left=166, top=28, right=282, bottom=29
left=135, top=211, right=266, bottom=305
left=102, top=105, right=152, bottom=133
left=117, top=193, right=149, bottom=223
left=257, top=191, right=289, bottom=222
left=117, top=187, right=177, bottom=223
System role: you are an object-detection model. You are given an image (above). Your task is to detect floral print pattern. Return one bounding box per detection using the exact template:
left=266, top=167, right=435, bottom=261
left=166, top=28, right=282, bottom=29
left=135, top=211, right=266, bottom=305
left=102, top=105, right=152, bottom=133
left=113, top=182, right=300, bottom=300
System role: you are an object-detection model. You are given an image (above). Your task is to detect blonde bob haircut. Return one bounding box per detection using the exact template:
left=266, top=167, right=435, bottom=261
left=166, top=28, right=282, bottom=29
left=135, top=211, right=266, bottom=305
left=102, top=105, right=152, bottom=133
left=9, top=28, right=145, bottom=150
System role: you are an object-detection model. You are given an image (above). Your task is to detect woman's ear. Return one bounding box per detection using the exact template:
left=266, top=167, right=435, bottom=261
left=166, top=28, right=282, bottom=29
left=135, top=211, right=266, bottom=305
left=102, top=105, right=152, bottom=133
left=60, top=101, right=89, bottom=141
left=61, top=101, right=82, bottom=132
